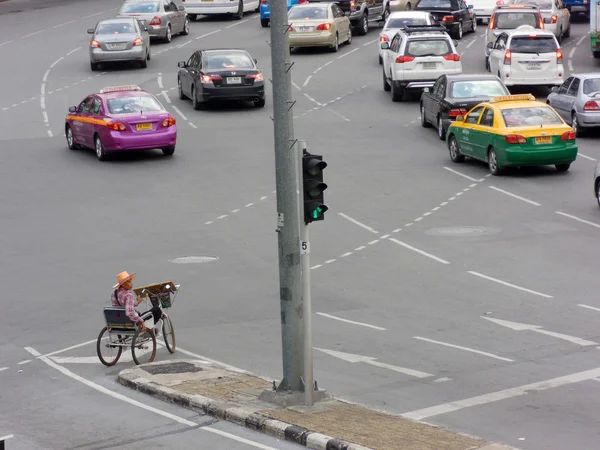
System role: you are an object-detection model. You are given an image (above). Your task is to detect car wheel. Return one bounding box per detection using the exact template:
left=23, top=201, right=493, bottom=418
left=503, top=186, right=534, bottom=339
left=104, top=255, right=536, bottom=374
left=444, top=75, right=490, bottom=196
left=182, top=17, right=190, bottom=35
left=572, top=112, right=584, bottom=137
left=147, top=47, right=151, bottom=60
left=359, top=13, right=368, bottom=36
left=596, top=180, right=600, bottom=208
left=95, top=134, right=107, bottom=161
left=437, top=116, right=445, bottom=140
left=234, top=0, right=243, bottom=20
left=381, top=5, right=390, bottom=23
left=189, top=14, right=198, bottom=21
left=331, top=34, right=339, bottom=52
left=488, top=148, right=501, bottom=175
left=191, top=86, right=205, bottom=110
left=164, top=25, right=172, bottom=43
left=448, top=135, right=465, bottom=163
left=485, top=56, right=490, bottom=72
left=379, top=54, right=382, bottom=65
left=455, top=22, right=463, bottom=39
left=261, top=18, right=269, bottom=27
left=391, top=80, right=403, bottom=102
left=66, top=125, right=78, bottom=150
left=556, top=163, right=570, bottom=172
left=471, top=15, right=477, bottom=32
left=140, top=57, right=147, bottom=68
left=405, top=2, right=411, bottom=10
left=383, top=70, right=391, bottom=91
left=255, top=97, right=266, bottom=108
left=420, top=104, right=431, bottom=128
left=162, top=146, right=175, bottom=156
left=178, top=77, right=186, bottom=100
left=564, top=25, right=571, bottom=38
left=90, top=62, right=99, bottom=71
left=346, top=27, right=352, bottom=45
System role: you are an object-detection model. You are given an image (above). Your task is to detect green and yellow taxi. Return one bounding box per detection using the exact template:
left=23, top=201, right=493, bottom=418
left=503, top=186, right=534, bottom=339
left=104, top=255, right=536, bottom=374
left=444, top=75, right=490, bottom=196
left=446, top=94, right=578, bottom=176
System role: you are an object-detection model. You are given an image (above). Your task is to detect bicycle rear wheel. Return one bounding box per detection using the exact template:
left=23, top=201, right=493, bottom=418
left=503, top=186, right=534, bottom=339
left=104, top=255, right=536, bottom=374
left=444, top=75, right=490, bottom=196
left=162, top=316, right=176, bottom=354
left=131, top=328, right=156, bottom=365
left=97, top=327, right=122, bottom=367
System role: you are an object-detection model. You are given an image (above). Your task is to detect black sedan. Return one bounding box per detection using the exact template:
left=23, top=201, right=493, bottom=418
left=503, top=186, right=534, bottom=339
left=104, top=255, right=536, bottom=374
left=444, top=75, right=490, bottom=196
left=413, top=0, right=476, bottom=39
left=177, top=49, right=265, bottom=110
left=420, top=74, right=509, bottom=140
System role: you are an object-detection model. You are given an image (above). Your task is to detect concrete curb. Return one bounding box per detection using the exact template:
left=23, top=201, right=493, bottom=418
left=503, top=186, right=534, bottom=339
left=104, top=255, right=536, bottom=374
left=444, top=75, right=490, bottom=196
left=118, top=369, right=372, bottom=450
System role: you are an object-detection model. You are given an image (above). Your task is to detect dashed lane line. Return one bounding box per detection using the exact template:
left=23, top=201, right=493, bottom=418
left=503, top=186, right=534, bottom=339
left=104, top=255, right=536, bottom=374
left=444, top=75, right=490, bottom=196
left=21, top=30, right=46, bottom=39
left=53, top=19, right=77, bottom=29
left=226, top=18, right=248, bottom=28
left=204, top=193, right=270, bottom=225
left=294, top=84, right=371, bottom=120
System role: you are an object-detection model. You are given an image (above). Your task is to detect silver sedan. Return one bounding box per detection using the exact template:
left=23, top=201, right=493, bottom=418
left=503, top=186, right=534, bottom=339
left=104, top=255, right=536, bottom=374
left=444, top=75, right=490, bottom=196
left=547, top=73, right=600, bottom=137
left=88, top=18, right=151, bottom=71
left=116, top=0, right=190, bottom=43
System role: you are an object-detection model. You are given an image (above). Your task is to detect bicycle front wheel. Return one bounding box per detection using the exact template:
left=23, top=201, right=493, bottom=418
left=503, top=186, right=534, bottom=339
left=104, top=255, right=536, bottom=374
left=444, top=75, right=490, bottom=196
left=162, top=316, right=176, bottom=354
left=97, top=327, right=122, bottom=367
left=131, top=328, right=156, bottom=365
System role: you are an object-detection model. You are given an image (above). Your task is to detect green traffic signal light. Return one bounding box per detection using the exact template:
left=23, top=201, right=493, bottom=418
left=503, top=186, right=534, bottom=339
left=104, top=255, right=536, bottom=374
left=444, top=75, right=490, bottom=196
left=311, top=205, right=328, bottom=219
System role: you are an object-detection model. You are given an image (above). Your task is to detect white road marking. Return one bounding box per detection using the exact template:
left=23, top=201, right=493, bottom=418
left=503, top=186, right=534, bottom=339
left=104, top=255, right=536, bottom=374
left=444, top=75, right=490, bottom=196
left=205, top=221, right=213, bottom=225
left=466, top=38, right=477, bottom=49
left=577, top=33, right=589, bottom=46
left=157, top=73, right=163, bottom=88
left=171, top=105, right=188, bottom=121
left=433, top=377, right=451, bottom=382
left=0, top=40, right=13, bottom=47
left=42, top=111, right=49, bottom=124
left=231, top=209, right=240, bottom=213
left=338, top=212, right=379, bottom=233
left=355, top=246, right=366, bottom=251
left=389, top=238, right=450, bottom=265
left=316, top=312, right=386, bottom=330
left=368, top=239, right=379, bottom=245
left=292, top=81, right=302, bottom=91
left=53, top=20, right=77, bottom=28
left=578, top=153, right=596, bottom=160
left=42, top=70, right=50, bottom=84
left=440, top=201, right=448, bottom=206
left=217, top=215, right=227, bottom=219
left=260, top=196, right=268, bottom=200
left=41, top=340, right=96, bottom=358
left=568, top=59, right=573, bottom=71
left=24, top=347, right=41, bottom=357
left=448, top=196, right=456, bottom=201
left=22, top=30, right=46, bottom=39
left=325, top=259, right=336, bottom=264
left=443, top=166, right=483, bottom=182
left=303, top=92, right=322, bottom=105
left=393, top=228, right=402, bottom=233
left=423, top=212, right=432, bottom=216
left=569, top=47, right=576, bottom=59
left=556, top=211, right=600, bottom=229
left=414, top=336, right=514, bottom=362
left=414, top=217, right=423, bottom=222
left=226, top=19, right=248, bottom=28
left=66, top=47, right=82, bottom=56
left=405, top=223, right=413, bottom=227
left=380, top=234, right=390, bottom=239
left=337, top=47, right=360, bottom=59
left=161, top=91, right=172, bottom=104
left=26, top=347, right=277, bottom=449
left=489, top=186, right=541, bottom=206
left=50, top=356, right=104, bottom=364
left=17, top=360, right=31, bottom=365
left=82, top=12, right=105, bottom=19
left=0, top=367, right=8, bottom=373
left=195, top=30, right=222, bottom=40
left=0, top=435, right=14, bottom=441
left=341, top=252, right=352, bottom=257
left=188, top=122, right=197, bottom=128
left=311, top=265, right=322, bottom=269
left=578, top=304, right=600, bottom=313
left=245, top=203, right=254, bottom=207
left=431, top=207, right=440, bottom=211
left=177, top=40, right=192, bottom=48
left=47, top=130, right=54, bottom=137
left=468, top=271, right=552, bottom=298
left=330, top=109, right=351, bottom=122
left=402, top=366, right=600, bottom=420
left=173, top=346, right=250, bottom=374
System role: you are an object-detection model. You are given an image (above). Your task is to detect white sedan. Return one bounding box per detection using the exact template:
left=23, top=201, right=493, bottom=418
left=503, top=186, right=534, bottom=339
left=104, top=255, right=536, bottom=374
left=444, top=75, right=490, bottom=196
left=378, top=11, right=434, bottom=64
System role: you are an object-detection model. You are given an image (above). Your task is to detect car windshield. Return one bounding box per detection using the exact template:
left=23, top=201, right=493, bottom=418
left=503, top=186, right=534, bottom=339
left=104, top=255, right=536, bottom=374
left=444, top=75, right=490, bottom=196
left=406, top=39, right=451, bottom=56
left=386, top=17, right=429, bottom=28
left=510, top=36, right=557, bottom=53
left=583, top=78, right=600, bottom=95
left=107, top=96, right=163, bottom=114
left=501, top=106, right=563, bottom=127
left=450, top=80, right=508, bottom=98
left=120, top=1, right=159, bottom=13
left=512, top=0, right=552, bottom=9
left=96, top=22, right=136, bottom=34
left=288, top=6, right=328, bottom=19
left=495, top=13, right=539, bottom=29
left=204, top=52, right=255, bottom=69
left=415, top=0, right=453, bottom=9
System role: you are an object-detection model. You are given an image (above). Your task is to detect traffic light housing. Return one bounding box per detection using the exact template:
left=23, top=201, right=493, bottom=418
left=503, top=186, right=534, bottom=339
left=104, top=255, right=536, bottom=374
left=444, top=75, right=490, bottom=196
left=302, top=152, right=328, bottom=224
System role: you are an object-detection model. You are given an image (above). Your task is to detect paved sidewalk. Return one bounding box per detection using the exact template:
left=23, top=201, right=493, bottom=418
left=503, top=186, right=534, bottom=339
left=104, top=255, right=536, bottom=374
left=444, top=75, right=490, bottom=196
left=118, top=360, right=517, bottom=450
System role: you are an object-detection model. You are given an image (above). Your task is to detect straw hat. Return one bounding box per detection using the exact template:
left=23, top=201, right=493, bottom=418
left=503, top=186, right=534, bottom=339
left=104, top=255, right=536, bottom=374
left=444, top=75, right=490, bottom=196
left=113, top=271, right=136, bottom=288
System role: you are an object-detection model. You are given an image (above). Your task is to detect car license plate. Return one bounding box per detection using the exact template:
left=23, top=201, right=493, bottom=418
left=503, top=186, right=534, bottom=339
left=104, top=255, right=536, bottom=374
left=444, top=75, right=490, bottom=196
left=527, top=62, right=542, bottom=70
left=227, top=77, right=242, bottom=84
left=297, top=26, right=313, bottom=32
left=136, top=123, right=152, bottom=131
left=423, top=62, right=436, bottom=69
left=108, top=43, right=127, bottom=50
left=535, top=136, right=552, bottom=144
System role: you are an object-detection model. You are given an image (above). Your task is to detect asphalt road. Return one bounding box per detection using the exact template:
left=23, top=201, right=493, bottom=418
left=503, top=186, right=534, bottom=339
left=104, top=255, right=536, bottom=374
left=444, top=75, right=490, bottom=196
left=1, top=0, right=600, bottom=449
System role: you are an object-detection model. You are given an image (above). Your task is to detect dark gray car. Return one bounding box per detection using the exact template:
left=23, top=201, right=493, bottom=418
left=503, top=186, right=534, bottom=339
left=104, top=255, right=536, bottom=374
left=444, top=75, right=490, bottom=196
left=88, top=18, right=151, bottom=71
left=547, top=73, right=600, bottom=136
left=117, top=0, right=190, bottom=43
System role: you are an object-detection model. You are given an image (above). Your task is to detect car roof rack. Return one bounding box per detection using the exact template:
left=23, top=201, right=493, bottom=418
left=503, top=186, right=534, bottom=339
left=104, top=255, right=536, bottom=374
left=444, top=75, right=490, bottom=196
left=401, top=25, right=448, bottom=34
left=489, top=94, right=536, bottom=103
left=99, top=85, right=142, bottom=94
left=494, top=4, right=539, bottom=9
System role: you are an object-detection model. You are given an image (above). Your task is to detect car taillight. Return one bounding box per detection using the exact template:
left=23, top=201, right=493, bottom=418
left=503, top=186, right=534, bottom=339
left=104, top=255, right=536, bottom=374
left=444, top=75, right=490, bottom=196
left=133, top=37, right=143, bottom=46
left=108, top=122, right=126, bottom=131
left=488, top=15, right=495, bottom=29
left=201, top=74, right=222, bottom=83
left=504, top=49, right=511, bottom=65
left=246, top=73, right=264, bottom=81
left=442, top=15, right=454, bottom=22
left=560, top=130, right=576, bottom=141
left=350, top=0, right=357, bottom=10
left=495, top=0, right=503, bottom=4
left=538, top=14, right=544, bottom=28
left=551, top=14, right=557, bottom=23
left=162, top=117, right=176, bottom=128
left=316, top=23, right=332, bottom=30
left=584, top=100, right=600, bottom=111
left=556, top=48, right=563, bottom=64
left=149, top=16, right=162, bottom=25
left=288, top=25, right=294, bottom=31
left=261, top=0, right=267, bottom=4
left=448, top=108, right=467, bottom=117
left=443, top=53, right=461, bottom=61
left=505, top=134, right=527, bottom=144
left=395, top=55, right=415, bottom=63
left=380, top=35, right=389, bottom=42
left=91, top=40, right=100, bottom=48
left=298, top=0, right=306, bottom=3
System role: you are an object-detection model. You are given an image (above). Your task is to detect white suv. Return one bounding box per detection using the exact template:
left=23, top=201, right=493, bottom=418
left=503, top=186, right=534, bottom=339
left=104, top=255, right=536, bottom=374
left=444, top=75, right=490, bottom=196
left=508, top=0, right=571, bottom=42
left=484, top=5, right=544, bottom=59
left=487, top=28, right=564, bottom=87
left=381, top=25, right=462, bottom=101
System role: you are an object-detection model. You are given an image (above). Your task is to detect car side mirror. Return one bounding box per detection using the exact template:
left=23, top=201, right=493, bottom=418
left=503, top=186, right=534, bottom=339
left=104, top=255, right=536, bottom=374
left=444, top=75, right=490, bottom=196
left=179, top=5, right=185, bottom=10
left=68, top=106, right=77, bottom=113
left=380, top=42, right=390, bottom=50
left=551, top=86, right=559, bottom=93
left=455, top=115, right=465, bottom=122
left=453, top=40, right=459, bottom=47
left=87, top=29, right=94, bottom=34
left=253, top=58, right=258, bottom=64
left=178, top=61, right=187, bottom=68
left=487, top=41, right=493, bottom=49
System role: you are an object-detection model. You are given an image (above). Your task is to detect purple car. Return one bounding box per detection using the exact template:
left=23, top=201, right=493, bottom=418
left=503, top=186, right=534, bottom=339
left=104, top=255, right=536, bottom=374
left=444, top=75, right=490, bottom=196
left=65, top=85, right=177, bottom=161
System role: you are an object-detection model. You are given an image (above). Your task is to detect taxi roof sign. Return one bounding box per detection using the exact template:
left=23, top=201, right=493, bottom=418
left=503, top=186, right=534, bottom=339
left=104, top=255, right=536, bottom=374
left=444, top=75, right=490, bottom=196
left=99, top=85, right=142, bottom=94
left=489, top=94, right=536, bottom=103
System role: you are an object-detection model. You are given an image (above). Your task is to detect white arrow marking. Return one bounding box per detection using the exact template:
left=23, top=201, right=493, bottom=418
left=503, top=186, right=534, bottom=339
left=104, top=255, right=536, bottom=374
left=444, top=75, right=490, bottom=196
left=314, top=347, right=433, bottom=378
left=483, top=317, right=598, bottom=346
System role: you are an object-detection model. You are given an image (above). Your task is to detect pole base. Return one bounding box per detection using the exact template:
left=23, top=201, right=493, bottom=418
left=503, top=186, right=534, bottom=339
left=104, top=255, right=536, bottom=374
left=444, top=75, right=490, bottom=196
left=259, top=387, right=331, bottom=407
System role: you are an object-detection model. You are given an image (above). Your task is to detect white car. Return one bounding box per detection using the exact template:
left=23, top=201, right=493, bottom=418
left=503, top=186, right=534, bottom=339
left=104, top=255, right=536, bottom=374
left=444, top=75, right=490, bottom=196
left=487, top=28, right=564, bottom=87
left=508, top=0, right=570, bottom=41
left=467, top=0, right=499, bottom=23
left=378, top=11, right=435, bottom=64
left=484, top=5, right=544, bottom=58
left=381, top=25, right=462, bottom=101
left=180, top=0, right=259, bottom=20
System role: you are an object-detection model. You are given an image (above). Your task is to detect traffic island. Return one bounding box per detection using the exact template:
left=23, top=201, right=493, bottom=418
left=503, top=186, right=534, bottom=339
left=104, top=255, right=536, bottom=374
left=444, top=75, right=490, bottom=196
left=118, top=360, right=516, bottom=450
